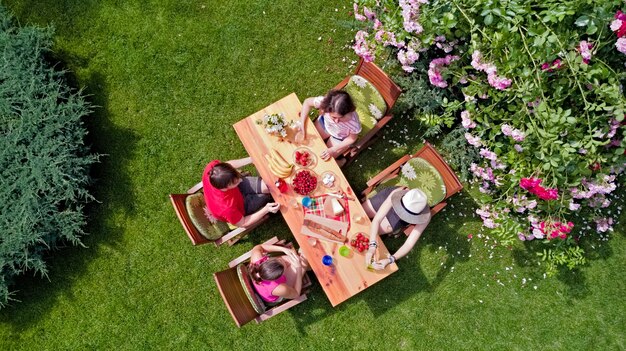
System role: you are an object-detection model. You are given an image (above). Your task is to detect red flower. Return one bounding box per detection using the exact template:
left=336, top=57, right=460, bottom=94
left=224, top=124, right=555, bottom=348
left=540, top=59, right=564, bottom=73
left=589, top=161, right=601, bottom=171
left=520, top=177, right=542, bottom=190
left=535, top=186, right=559, bottom=201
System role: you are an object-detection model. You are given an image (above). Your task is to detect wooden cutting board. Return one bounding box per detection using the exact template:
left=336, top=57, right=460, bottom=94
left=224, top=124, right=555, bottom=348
left=300, top=213, right=349, bottom=244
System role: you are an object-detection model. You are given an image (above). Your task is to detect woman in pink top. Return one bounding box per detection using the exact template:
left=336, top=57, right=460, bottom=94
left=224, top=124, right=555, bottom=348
left=298, top=90, right=360, bottom=166
left=248, top=243, right=306, bottom=303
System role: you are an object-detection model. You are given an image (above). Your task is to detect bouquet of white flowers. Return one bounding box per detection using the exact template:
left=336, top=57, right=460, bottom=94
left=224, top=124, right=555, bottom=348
left=256, top=113, right=293, bottom=138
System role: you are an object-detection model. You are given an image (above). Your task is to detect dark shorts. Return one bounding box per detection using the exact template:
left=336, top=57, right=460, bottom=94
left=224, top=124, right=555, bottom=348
left=368, top=186, right=409, bottom=233
left=238, top=177, right=272, bottom=215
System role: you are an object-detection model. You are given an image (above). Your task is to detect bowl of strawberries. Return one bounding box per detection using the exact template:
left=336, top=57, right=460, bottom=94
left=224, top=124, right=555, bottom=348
left=293, top=147, right=316, bottom=168
left=350, top=232, right=370, bottom=253
left=291, top=169, right=318, bottom=195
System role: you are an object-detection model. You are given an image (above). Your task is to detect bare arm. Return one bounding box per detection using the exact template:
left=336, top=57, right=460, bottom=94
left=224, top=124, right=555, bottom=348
left=253, top=245, right=303, bottom=299
left=226, top=156, right=252, bottom=169
left=327, top=133, right=358, bottom=158
left=259, top=244, right=298, bottom=257
left=234, top=203, right=280, bottom=227
left=392, top=219, right=429, bottom=260
left=372, top=217, right=430, bottom=270
left=299, top=97, right=319, bottom=139
left=250, top=243, right=297, bottom=262
left=364, top=194, right=395, bottom=266
left=272, top=263, right=303, bottom=299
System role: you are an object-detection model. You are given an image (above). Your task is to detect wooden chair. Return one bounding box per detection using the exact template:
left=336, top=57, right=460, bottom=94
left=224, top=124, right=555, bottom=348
left=361, top=142, right=463, bottom=235
left=213, top=236, right=311, bottom=327
left=169, top=181, right=268, bottom=246
left=332, top=59, right=402, bottom=166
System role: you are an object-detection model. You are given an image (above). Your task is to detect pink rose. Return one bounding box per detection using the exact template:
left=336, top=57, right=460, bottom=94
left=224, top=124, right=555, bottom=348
left=616, top=38, right=626, bottom=55
left=461, top=110, right=476, bottom=129
left=353, top=4, right=366, bottom=21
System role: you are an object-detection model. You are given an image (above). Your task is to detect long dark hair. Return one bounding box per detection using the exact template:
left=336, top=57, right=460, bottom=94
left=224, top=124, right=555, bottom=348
left=319, top=90, right=356, bottom=116
left=249, top=258, right=285, bottom=283
left=209, top=162, right=242, bottom=189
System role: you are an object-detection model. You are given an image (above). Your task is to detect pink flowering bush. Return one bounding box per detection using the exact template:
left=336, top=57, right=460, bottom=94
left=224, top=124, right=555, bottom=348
left=351, top=0, right=626, bottom=275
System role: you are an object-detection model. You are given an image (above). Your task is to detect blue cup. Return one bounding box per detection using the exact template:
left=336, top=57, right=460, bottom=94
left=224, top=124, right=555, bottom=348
left=322, top=255, right=333, bottom=266
left=301, top=196, right=312, bottom=208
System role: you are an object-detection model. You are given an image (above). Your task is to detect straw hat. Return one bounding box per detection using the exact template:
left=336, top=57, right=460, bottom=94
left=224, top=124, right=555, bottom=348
left=390, top=188, right=430, bottom=224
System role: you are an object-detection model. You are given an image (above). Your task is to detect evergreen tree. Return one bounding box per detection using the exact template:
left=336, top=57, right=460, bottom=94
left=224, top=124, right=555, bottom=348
left=0, top=5, right=97, bottom=307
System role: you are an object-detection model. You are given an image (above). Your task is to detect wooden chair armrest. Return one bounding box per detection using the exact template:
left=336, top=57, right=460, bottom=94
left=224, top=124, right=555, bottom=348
left=403, top=224, right=416, bottom=236
left=365, top=154, right=412, bottom=188
left=333, top=76, right=351, bottom=91
left=215, top=215, right=270, bottom=247
left=430, top=202, right=447, bottom=217
left=255, top=294, right=308, bottom=323
left=187, top=181, right=203, bottom=194
left=361, top=172, right=401, bottom=201
left=356, top=115, right=392, bottom=150
left=228, top=235, right=279, bottom=267
left=341, top=115, right=393, bottom=161
left=214, top=228, right=246, bottom=248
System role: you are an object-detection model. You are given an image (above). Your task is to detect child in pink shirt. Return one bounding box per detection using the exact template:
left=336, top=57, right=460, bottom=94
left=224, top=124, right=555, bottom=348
left=248, top=243, right=307, bottom=303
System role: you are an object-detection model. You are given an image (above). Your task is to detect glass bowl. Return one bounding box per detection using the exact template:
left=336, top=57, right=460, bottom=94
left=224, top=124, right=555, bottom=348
left=291, top=169, right=319, bottom=196
left=293, top=147, right=317, bottom=169
left=320, top=171, right=339, bottom=190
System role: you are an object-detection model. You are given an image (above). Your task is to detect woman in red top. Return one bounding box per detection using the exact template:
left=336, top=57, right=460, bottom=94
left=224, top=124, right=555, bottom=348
left=202, top=157, right=279, bottom=226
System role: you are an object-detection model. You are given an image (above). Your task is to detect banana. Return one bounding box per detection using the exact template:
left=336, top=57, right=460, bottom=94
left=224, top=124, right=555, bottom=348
left=271, top=149, right=290, bottom=168
left=265, top=154, right=283, bottom=173
left=268, top=162, right=283, bottom=178
left=265, top=154, right=292, bottom=178
left=271, top=163, right=292, bottom=178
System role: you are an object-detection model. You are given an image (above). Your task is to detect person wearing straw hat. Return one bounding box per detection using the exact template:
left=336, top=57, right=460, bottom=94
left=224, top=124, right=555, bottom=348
left=362, top=187, right=431, bottom=270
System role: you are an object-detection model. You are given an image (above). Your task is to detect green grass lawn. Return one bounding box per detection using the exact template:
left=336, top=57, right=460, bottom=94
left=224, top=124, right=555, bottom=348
left=1, top=0, right=625, bottom=349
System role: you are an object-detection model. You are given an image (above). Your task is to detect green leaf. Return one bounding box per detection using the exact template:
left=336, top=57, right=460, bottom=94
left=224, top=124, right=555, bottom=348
left=566, top=117, right=577, bottom=124
left=574, top=15, right=589, bottom=26
left=586, top=24, right=598, bottom=35
left=484, top=14, right=493, bottom=25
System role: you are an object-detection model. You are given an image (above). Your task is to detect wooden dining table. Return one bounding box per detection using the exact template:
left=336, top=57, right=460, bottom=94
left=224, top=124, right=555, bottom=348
left=233, top=93, right=398, bottom=307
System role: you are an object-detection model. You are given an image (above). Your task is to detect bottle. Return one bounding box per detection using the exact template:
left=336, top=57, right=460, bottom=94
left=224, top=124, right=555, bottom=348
left=275, top=178, right=288, bottom=193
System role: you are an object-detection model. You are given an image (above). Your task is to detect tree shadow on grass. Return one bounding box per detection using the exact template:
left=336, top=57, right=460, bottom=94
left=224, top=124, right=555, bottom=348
left=288, top=191, right=475, bottom=333
left=361, top=192, right=474, bottom=317
left=0, top=64, right=138, bottom=328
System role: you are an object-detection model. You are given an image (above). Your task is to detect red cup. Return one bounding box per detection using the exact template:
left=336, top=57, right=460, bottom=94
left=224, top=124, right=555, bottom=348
left=275, top=179, right=288, bottom=193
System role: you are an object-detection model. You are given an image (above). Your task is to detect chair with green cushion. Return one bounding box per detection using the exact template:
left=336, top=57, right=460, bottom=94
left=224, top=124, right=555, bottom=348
left=169, top=181, right=268, bottom=246
left=213, top=237, right=311, bottom=327
left=361, top=142, right=463, bottom=235
left=331, top=59, right=402, bottom=166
